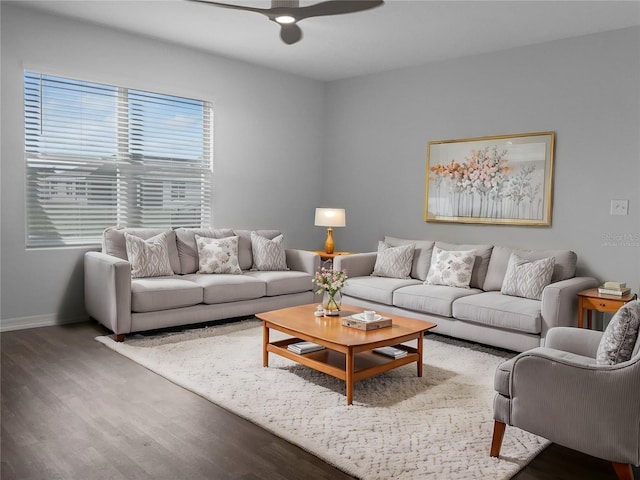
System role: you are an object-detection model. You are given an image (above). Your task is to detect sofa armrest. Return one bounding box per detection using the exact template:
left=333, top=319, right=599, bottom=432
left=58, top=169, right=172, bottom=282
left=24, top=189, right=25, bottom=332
left=540, top=276, right=598, bottom=341
left=333, top=252, right=377, bottom=278
left=84, top=251, right=132, bottom=335
left=285, top=249, right=320, bottom=275
left=545, top=326, right=603, bottom=358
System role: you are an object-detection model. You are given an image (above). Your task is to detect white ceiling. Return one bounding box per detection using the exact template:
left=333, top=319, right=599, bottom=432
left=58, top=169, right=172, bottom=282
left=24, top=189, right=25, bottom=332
left=16, top=0, right=640, bottom=81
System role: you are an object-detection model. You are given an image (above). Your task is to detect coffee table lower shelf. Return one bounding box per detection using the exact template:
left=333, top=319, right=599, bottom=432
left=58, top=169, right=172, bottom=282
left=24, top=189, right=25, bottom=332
left=267, top=337, right=420, bottom=402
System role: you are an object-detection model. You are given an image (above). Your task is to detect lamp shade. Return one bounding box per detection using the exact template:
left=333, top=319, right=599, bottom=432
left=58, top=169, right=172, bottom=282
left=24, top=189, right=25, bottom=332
left=314, top=208, right=346, bottom=227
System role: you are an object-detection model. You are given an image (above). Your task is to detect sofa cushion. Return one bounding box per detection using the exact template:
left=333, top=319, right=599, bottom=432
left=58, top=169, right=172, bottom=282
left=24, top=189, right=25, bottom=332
left=434, top=242, right=493, bottom=289
left=452, top=291, right=542, bottom=334
left=372, top=242, right=414, bottom=279
left=175, top=227, right=235, bottom=274
left=425, top=247, right=476, bottom=288
left=500, top=254, right=555, bottom=300
left=103, top=226, right=180, bottom=274
left=384, top=236, right=435, bottom=281
left=244, top=270, right=313, bottom=296
left=131, top=277, right=203, bottom=313
left=182, top=274, right=266, bottom=304
left=342, top=276, right=421, bottom=305
left=234, top=230, right=282, bottom=270
left=393, top=284, right=483, bottom=317
left=596, top=300, right=640, bottom=365
left=125, top=232, right=175, bottom=278
left=483, top=246, right=577, bottom=291
left=195, top=235, right=242, bottom=274
left=251, top=232, right=288, bottom=271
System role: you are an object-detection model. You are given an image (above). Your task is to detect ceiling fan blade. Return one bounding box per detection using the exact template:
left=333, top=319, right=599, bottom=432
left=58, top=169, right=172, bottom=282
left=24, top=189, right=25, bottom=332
left=296, top=0, right=384, bottom=20
left=280, top=23, right=303, bottom=45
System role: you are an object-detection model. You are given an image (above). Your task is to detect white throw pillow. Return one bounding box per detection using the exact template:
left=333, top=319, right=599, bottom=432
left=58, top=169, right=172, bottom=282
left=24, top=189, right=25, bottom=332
left=596, top=300, right=640, bottom=365
left=250, top=232, right=288, bottom=271
left=500, top=253, right=555, bottom=300
left=195, top=235, right=242, bottom=274
left=371, top=242, right=415, bottom=279
left=125, top=231, right=175, bottom=278
left=424, top=247, right=475, bottom=288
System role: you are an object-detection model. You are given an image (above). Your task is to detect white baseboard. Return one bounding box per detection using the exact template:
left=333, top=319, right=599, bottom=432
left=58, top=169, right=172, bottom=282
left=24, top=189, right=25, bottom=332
left=0, top=313, right=88, bottom=332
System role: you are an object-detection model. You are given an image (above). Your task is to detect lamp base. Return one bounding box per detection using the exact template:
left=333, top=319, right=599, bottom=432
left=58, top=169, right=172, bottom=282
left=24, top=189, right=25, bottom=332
left=324, top=227, right=334, bottom=254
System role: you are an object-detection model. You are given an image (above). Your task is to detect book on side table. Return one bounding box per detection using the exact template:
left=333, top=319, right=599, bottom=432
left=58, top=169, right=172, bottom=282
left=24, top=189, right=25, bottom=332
left=598, top=281, right=631, bottom=296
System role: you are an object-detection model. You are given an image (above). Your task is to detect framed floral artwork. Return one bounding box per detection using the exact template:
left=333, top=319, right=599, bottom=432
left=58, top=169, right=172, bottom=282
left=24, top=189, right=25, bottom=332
left=425, top=131, right=555, bottom=226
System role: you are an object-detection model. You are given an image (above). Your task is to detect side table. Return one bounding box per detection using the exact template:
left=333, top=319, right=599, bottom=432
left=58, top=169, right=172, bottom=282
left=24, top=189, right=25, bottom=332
left=577, top=288, right=637, bottom=329
left=309, top=251, right=354, bottom=262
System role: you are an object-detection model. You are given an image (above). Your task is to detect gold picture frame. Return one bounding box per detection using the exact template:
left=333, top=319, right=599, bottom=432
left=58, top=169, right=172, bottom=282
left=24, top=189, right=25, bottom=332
left=425, top=131, right=555, bottom=226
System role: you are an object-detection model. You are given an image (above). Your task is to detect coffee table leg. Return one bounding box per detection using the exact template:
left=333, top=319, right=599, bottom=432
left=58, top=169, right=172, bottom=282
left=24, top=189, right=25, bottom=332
left=262, top=323, right=269, bottom=367
left=417, top=333, right=423, bottom=377
left=346, top=349, right=354, bottom=405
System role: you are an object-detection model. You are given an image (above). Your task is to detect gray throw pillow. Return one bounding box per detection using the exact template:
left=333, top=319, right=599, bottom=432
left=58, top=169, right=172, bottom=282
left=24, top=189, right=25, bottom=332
left=250, top=232, right=288, bottom=271
left=596, top=300, right=640, bottom=365
left=371, top=241, right=415, bottom=279
left=124, top=231, right=175, bottom=278
left=500, top=253, right=555, bottom=300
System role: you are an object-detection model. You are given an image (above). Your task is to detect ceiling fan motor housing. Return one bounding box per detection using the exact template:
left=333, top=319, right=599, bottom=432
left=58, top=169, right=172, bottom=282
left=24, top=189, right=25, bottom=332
left=272, top=0, right=299, bottom=8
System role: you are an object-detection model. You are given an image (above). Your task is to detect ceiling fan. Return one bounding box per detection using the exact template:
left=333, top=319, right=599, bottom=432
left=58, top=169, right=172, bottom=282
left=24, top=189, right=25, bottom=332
left=189, top=0, right=384, bottom=45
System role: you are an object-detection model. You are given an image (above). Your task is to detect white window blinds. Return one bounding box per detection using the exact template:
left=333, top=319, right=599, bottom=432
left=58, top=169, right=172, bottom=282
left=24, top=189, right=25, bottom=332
left=24, top=71, right=213, bottom=246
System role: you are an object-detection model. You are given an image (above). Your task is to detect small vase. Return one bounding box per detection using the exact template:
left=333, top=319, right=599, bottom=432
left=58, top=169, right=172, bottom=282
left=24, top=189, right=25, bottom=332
left=322, top=290, right=342, bottom=315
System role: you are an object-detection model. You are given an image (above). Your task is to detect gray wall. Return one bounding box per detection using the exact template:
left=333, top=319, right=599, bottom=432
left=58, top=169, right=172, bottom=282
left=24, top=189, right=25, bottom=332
left=324, top=26, right=640, bottom=293
left=0, top=4, right=326, bottom=329
left=2, top=4, right=638, bottom=331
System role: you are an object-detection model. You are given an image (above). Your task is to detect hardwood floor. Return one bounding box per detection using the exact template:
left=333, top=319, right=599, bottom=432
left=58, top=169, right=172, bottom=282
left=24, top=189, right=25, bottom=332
left=1, top=321, right=637, bottom=480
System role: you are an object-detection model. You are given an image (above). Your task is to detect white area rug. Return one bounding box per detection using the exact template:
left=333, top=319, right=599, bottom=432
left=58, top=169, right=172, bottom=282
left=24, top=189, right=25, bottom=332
left=96, top=320, right=548, bottom=480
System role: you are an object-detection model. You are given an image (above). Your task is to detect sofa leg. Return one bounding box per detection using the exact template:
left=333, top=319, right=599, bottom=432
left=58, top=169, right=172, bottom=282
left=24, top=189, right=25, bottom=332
left=612, top=462, right=634, bottom=480
left=114, top=333, right=126, bottom=342
left=490, top=421, right=506, bottom=457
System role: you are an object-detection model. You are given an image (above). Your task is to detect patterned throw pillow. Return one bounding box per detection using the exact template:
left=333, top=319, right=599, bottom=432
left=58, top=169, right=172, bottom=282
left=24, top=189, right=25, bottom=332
left=500, top=253, right=555, bottom=300
left=195, top=235, right=242, bottom=274
left=250, top=232, right=288, bottom=271
left=371, top=242, right=415, bottom=279
left=124, top=231, right=175, bottom=278
left=596, top=300, right=640, bottom=365
left=424, top=247, right=476, bottom=288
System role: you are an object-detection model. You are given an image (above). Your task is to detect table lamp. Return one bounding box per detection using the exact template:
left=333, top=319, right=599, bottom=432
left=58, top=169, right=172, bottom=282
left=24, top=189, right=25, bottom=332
left=314, top=208, right=346, bottom=254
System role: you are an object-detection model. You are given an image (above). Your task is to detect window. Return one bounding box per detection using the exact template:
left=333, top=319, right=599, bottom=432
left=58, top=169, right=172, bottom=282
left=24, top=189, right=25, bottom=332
left=24, top=71, right=213, bottom=246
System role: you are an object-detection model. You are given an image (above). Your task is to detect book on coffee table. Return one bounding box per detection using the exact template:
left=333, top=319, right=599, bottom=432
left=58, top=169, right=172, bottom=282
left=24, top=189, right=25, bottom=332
left=373, top=346, right=408, bottom=359
left=287, top=341, right=325, bottom=354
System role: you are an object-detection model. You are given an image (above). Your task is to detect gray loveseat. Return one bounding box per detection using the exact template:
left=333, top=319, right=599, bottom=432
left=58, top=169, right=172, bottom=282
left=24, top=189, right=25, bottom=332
left=334, top=236, right=598, bottom=352
left=85, top=227, right=319, bottom=341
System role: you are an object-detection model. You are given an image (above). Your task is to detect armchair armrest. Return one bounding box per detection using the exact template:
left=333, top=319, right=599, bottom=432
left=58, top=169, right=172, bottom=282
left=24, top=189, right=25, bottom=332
left=84, top=251, right=132, bottom=335
left=544, top=326, right=603, bottom=358
left=285, top=249, right=320, bottom=275
left=510, top=349, right=640, bottom=464
left=540, top=276, right=598, bottom=340
left=333, top=252, right=377, bottom=278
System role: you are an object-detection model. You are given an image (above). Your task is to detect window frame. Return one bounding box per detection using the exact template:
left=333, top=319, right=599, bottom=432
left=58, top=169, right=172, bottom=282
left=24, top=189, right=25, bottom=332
left=23, top=70, right=214, bottom=247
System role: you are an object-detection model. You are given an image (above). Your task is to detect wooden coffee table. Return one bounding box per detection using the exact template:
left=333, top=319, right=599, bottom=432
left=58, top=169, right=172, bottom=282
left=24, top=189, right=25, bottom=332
left=257, top=304, right=437, bottom=405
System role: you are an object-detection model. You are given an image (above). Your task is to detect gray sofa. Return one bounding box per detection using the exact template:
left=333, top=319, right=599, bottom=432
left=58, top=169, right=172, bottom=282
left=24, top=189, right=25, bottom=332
left=84, top=227, right=319, bottom=341
left=334, top=236, right=598, bottom=352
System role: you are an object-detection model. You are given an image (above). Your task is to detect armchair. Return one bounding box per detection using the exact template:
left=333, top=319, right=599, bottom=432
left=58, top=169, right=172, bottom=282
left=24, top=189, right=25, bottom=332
left=490, top=301, right=640, bottom=480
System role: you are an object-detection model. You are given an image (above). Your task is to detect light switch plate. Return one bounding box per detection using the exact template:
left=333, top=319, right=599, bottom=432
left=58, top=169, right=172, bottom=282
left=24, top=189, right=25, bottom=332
left=610, top=199, right=629, bottom=216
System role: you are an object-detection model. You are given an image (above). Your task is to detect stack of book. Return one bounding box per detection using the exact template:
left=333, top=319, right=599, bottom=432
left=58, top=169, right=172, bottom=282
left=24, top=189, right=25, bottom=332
left=287, top=341, right=325, bottom=354
left=373, top=346, right=407, bottom=359
left=598, top=282, right=631, bottom=296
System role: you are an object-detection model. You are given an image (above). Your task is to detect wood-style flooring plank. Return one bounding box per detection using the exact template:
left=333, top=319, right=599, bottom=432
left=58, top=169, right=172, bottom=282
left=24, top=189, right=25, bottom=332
left=2, top=321, right=638, bottom=480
